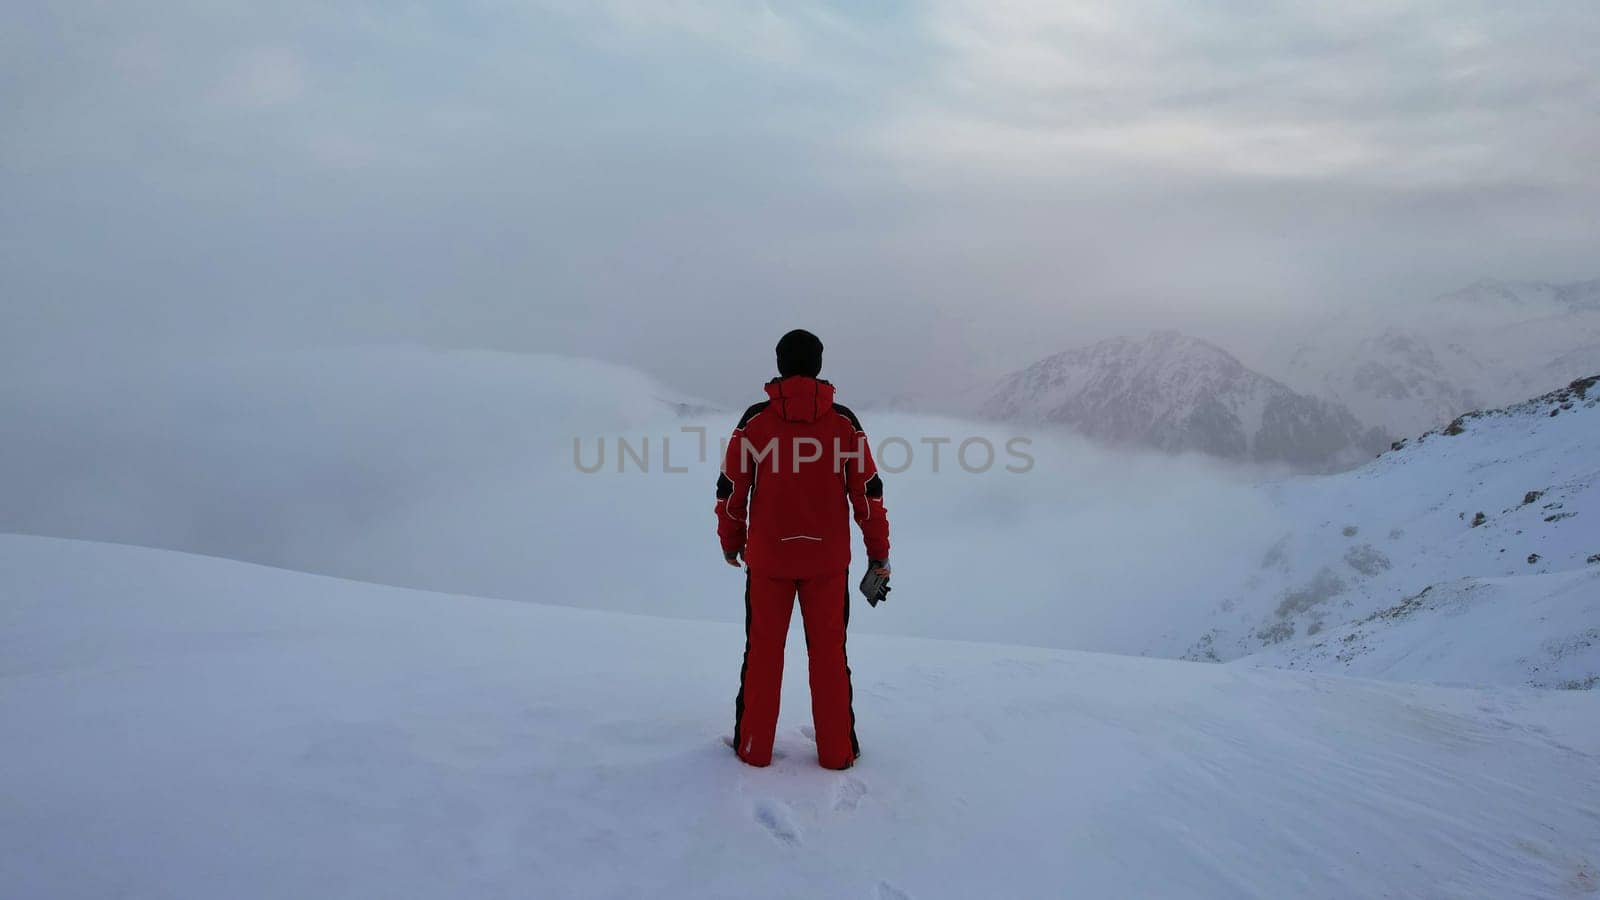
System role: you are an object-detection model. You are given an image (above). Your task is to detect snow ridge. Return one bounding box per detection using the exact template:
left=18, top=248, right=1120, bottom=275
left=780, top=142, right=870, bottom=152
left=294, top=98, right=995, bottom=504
left=1183, top=374, right=1600, bottom=689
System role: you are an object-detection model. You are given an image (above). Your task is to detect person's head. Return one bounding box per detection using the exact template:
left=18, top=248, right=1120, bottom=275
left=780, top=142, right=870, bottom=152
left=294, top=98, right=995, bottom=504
left=775, top=329, right=824, bottom=378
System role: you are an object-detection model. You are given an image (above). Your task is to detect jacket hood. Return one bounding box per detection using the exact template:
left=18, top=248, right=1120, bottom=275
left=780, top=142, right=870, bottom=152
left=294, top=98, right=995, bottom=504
left=764, top=376, right=835, bottom=423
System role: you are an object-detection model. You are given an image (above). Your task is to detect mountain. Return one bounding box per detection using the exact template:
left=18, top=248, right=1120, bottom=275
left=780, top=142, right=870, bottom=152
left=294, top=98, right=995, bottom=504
left=966, top=331, right=1386, bottom=471
left=1277, top=277, right=1600, bottom=437
left=1182, top=374, right=1600, bottom=688
left=4, top=532, right=1598, bottom=898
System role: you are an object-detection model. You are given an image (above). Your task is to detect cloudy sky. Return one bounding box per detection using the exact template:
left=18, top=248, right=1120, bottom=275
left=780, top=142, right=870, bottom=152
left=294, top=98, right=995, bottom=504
left=5, top=1, right=1598, bottom=402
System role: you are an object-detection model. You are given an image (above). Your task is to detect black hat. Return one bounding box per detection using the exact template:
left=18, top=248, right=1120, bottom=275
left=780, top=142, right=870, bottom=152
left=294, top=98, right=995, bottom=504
left=775, top=329, right=824, bottom=378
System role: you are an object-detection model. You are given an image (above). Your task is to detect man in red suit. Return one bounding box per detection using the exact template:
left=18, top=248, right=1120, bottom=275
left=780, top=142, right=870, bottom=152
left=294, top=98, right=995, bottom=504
left=716, top=329, right=892, bottom=770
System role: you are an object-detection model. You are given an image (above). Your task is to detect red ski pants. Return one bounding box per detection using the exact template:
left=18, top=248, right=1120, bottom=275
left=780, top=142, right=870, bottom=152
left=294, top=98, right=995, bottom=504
left=733, top=570, right=859, bottom=769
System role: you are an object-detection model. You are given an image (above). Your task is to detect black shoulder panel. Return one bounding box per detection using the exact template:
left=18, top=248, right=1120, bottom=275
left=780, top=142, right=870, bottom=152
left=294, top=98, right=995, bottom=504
left=831, top=402, right=863, bottom=431
left=736, top=401, right=770, bottom=429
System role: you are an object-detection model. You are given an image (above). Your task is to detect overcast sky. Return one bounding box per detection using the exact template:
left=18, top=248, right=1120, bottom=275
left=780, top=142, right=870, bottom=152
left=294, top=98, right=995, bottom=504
left=4, top=1, right=1598, bottom=402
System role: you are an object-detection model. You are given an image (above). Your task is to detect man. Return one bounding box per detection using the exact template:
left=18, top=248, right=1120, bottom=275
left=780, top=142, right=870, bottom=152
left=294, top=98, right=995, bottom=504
left=715, top=328, right=891, bottom=770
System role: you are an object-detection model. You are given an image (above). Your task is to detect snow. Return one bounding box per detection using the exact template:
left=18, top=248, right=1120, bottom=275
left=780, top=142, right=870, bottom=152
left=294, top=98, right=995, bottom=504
left=3, top=533, right=1598, bottom=899
left=1240, top=570, right=1600, bottom=689
left=915, top=331, right=1377, bottom=470
left=2, top=347, right=1598, bottom=896
left=1185, top=376, right=1600, bottom=686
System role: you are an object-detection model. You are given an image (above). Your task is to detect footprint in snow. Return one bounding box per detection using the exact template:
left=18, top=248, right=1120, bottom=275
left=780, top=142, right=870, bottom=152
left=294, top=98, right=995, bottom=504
left=753, top=799, right=801, bottom=845
left=833, top=775, right=868, bottom=812
left=875, top=880, right=912, bottom=900
left=799, top=724, right=816, bottom=741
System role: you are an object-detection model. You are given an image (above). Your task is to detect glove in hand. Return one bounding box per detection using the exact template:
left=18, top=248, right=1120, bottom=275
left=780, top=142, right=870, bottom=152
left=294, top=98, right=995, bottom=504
left=859, top=559, right=891, bottom=607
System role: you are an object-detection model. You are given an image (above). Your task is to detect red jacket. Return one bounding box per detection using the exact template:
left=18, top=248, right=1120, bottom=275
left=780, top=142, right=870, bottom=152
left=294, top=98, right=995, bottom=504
left=716, top=376, right=890, bottom=578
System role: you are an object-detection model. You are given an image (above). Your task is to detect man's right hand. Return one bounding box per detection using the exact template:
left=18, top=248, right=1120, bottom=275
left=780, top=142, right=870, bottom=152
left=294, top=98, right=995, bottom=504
left=724, top=550, right=744, bottom=568
left=860, top=559, right=891, bottom=606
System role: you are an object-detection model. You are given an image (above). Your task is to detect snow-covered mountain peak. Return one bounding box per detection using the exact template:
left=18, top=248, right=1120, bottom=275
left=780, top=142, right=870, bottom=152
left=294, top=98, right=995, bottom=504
left=976, top=331, right=1383, bottom=470
left=1021, top=330, right=1247, bottom=383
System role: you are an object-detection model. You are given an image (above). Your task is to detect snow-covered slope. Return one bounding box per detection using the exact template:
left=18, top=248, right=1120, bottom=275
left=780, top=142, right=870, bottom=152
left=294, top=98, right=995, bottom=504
left=1241, top=570, right=1600, bottom=689
left=1184, top=375, right=1600, bottom=689
left=2, top=533, right=1597, bottom=899
left=962, top=332, right=1384, bottom=471
left=1279, top=278, right=1600, bottom=437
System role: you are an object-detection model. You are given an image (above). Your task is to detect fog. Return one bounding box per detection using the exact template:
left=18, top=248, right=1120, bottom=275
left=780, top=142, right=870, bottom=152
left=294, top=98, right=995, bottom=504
left=4, top=3, right=1597, bottom=644
left=0, top=349, right=1283, bottom=653
left=5, top=2, right=1599, bottom=403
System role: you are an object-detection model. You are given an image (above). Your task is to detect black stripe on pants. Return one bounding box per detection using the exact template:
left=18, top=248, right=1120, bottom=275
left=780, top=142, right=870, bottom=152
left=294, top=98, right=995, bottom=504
left=843, top=571, right=859, bottom=758
left=732, top=573, right=752, bottom=750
